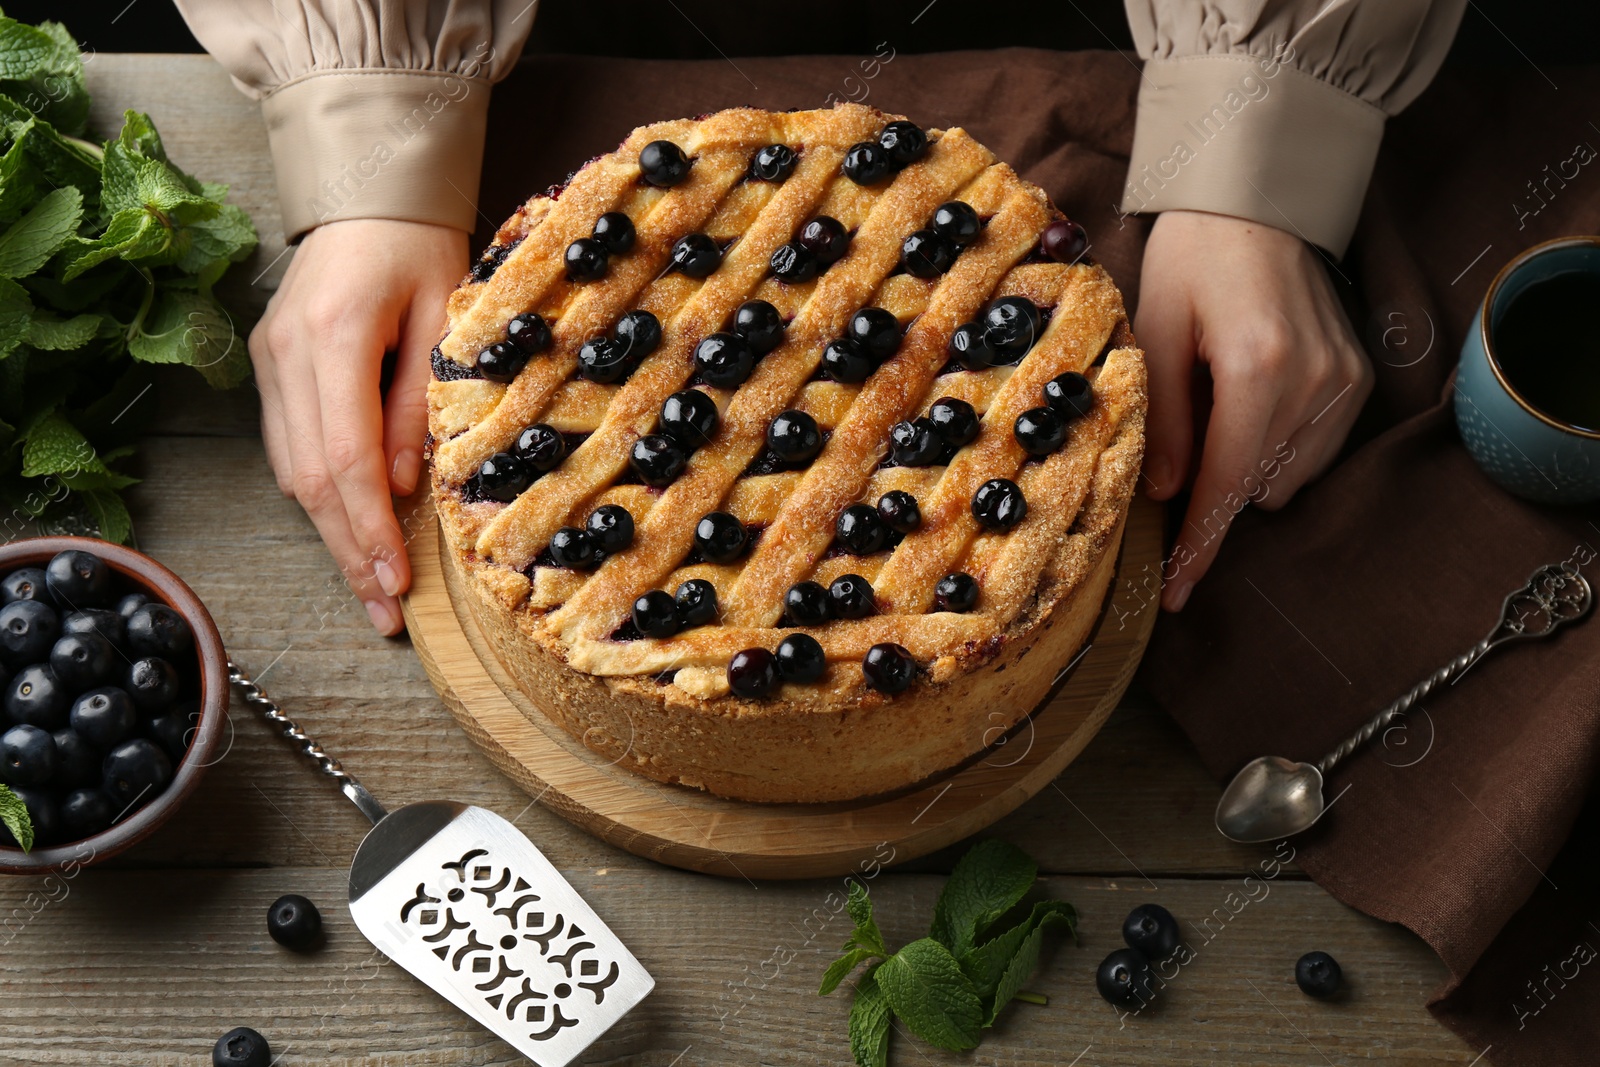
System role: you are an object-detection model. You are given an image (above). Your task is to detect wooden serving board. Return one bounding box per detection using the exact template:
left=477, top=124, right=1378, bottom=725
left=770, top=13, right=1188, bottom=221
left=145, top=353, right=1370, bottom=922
left=398, top=491, right=1162, bottom=879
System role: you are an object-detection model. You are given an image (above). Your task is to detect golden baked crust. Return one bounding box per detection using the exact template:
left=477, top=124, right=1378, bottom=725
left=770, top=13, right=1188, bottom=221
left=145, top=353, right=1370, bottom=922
left=427, top=104, right=1146, bottom=803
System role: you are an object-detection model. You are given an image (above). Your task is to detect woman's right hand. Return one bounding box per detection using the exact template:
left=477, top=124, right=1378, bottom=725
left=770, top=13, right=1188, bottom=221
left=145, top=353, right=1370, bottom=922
left=251, top=218, right=468, bottom=635
left=1135, top=210, right=1374, bottom=611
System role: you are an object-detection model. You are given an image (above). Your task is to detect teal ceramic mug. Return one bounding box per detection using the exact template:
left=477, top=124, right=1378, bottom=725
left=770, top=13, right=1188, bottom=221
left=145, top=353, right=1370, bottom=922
left=1454, top=235, right=1600, bottom=504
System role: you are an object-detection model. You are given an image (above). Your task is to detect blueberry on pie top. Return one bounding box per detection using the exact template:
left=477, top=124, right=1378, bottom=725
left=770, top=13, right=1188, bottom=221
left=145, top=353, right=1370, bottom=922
left=427, top=104, right=1146, bottom=803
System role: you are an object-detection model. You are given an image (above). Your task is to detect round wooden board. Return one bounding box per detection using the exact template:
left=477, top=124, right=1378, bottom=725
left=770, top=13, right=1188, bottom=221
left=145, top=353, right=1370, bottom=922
left=398, top=492, right=1161, bottom=879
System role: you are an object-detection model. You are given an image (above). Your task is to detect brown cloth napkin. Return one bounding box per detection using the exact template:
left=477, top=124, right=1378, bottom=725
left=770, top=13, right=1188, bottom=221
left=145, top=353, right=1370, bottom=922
left=1142, top=65, right=1600, bottom=1065
left=481, top=50, right=1600, bottom=1064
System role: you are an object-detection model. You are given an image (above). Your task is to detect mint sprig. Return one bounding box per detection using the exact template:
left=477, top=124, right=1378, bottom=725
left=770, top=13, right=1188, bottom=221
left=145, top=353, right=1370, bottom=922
left=820, top=840, right=1078, bottom=1065
left=0, top=783, right=35, bottom=852
left=0, top=12, right=257, bottom=542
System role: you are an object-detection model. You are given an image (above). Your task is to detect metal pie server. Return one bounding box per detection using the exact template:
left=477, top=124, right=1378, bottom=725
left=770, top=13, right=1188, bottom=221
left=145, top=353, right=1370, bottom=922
left=229, top=661, right=653, bottom=1065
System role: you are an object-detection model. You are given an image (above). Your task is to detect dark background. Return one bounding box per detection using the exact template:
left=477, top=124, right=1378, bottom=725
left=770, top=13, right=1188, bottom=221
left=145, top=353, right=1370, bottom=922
left=14, top=0, right=1600, bottom=65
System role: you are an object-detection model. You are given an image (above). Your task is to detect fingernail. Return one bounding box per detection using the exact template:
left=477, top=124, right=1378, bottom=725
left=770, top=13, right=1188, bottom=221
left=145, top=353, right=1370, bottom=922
left=1146, top=457, right=1171, bottom=496
left=365, top=598, right=400, bottom=635
left=1167, top=580, right=1193, bottom=612
left=373, top=556, right=403, bottom=598
left=392, top=449, right=421, bottom=495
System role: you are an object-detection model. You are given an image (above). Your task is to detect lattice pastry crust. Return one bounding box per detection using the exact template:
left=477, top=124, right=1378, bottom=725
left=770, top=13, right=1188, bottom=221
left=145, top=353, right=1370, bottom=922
left=427, top=104, right=1146, bottom=803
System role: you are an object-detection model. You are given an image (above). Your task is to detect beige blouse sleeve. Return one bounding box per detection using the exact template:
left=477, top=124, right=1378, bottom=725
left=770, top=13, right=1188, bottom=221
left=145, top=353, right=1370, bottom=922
left=1120, top=0, right=1466, bottom=256
left=173, top=0, right=538, bottom=241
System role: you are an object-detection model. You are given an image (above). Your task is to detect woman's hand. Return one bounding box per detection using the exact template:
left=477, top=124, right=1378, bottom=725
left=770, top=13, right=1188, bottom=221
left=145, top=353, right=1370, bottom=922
left=251, top=219, right=467, bottom=635
left=1135, top=210, right=1373, bottom=611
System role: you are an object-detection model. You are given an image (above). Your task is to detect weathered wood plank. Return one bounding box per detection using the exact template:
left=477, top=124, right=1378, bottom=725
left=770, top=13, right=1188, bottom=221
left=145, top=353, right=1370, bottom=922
left=0, top=868, right=1466, bottom=1065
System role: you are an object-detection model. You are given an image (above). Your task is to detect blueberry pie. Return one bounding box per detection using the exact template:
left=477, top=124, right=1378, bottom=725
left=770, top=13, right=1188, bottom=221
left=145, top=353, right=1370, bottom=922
left=427, top=104, right=1146, bottom=803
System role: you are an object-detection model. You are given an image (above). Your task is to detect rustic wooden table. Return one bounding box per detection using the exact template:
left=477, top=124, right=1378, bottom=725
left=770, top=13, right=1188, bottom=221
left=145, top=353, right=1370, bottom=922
left=0, top=55, right=1475, bottom=1066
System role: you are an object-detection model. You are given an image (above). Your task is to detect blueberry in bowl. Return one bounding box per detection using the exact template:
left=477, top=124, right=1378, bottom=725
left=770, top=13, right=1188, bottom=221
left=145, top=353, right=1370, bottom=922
left=0, top=537, right=227, bottom=873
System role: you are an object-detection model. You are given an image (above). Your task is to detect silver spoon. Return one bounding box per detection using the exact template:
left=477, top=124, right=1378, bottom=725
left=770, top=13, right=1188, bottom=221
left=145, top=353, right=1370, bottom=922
left=1215, top=562, right=1593, bottom=844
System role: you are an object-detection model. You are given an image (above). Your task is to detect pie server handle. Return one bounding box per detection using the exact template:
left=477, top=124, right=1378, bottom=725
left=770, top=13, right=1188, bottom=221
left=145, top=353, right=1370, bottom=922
left=228, top=660, right=390, bottom=825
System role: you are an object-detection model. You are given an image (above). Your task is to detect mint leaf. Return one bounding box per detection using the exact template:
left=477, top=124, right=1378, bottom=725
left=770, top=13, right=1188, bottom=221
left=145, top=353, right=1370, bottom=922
left=846, top=878, right=874, bottom=927
left=25, top=311, right=100, bottom=350
left=0, top=126, right=41, bottom=223
left=0, top=17, right=87, bottom=135
left=823, top=881, right=892, bottom=996
left=19, top=409, right=100, bottom=477
left=177, top=201, right=257, bottom=278
left=129, top=289, right=249, bottom=388
left=841, top=880, right=888, bottom=958
left=80, top=487, right=132, bottom=544
left=929, top=839, right=1037, bottom=955
left=0, top=184, right=81, bottom=277
left=132, top=157, right=217, bottom=225
left=874, top=938, right=983, bottom=1051
left=0, top=17, right=61, bottom=81
left=59, top=467, right=139, bottom=492
left=848, top=965, right=891, bottom=1067
left=111, top=109, right=180, bottom=176
left=61, top=207, right=170, bottom=279
left=0, top=783, right=34, bottom=852
left=958, top=899, right=1075, bottom=1002
left=957, top=899, right=1076, bottom=1024
left=0, top=274, right=32, bottom=358
left=102, top=110, right=216, bottom=225
left=820, top=945, right=878, bottom=996
left=11, top=106, right=99, bottom=197
left=986, top=908, right=1073, bottom=1025
left=26, top=22, right=89, bottom=136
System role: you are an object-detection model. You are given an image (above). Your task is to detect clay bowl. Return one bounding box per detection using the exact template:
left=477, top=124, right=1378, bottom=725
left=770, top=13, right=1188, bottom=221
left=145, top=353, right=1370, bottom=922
left=0, top=536, right=228, bottom=873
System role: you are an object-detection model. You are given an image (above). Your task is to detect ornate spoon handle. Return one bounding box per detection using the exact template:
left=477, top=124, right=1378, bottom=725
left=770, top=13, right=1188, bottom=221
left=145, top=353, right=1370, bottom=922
left=1315, top=563, right=1592, bottom=777
left=229, top=660, right=389, bottom=825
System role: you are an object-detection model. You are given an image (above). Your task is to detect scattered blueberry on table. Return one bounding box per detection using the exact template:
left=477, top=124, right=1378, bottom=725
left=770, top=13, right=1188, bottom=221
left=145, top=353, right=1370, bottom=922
left=1096, top=947, right=1155, bottom=1007
left=212, top=1025, right=271, bottom=1067
left=267, top=893, right=323, bottom=952
left=1296, top=950, right=1343, bottom=997
left=0, top=548, right=200, bottom=849
left=1122, top=903, right=1182, bottom=961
